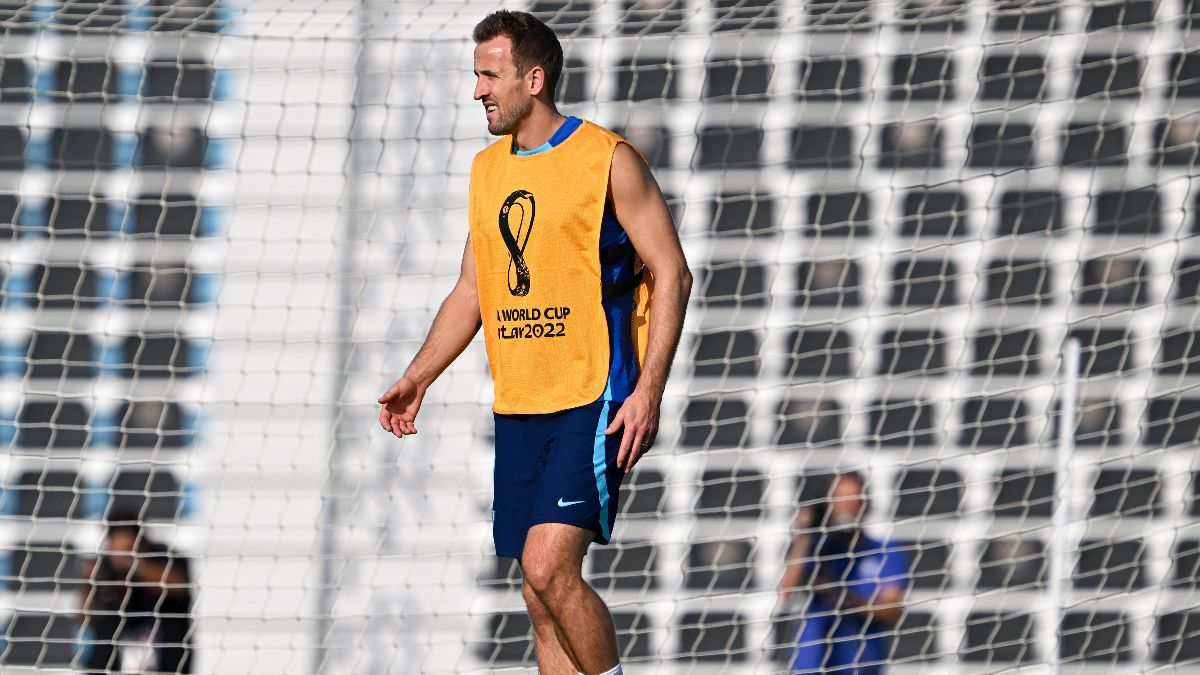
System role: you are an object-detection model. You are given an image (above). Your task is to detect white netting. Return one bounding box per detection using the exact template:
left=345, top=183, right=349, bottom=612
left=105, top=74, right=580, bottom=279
left=0, top=0, right=1198, bottom=673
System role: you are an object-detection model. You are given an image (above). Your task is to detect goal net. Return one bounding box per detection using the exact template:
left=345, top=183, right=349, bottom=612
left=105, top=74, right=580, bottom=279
left=0, top=0, right=1197, bottom=673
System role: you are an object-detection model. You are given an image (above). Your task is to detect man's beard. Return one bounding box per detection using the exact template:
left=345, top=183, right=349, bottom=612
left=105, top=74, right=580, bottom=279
left=488, top=97, right=533, bottom=136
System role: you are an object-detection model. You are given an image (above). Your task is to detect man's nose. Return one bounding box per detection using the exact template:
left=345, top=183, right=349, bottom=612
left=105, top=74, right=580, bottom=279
left=474, top=80, right=486, bottom=100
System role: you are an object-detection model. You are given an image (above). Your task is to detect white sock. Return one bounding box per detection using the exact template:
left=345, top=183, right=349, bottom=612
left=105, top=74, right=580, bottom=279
left=579, top=665, right=623, bottom=675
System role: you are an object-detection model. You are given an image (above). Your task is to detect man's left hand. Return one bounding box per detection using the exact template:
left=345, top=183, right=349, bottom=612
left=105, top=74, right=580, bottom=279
left=605, top=388, right=660, bottom=473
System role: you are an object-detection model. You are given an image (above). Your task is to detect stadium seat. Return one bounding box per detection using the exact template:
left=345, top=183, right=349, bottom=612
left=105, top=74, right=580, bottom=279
left=0, top=612, right=77, bottom=667
left=676, top=610, right=746, bottom=662
left=4, top=541, right=80, bottom=592
left=691, top=329, right=761, bottom=378
left=791, top=126, right=855, bottom=169
left=694, top=469, right=765, bottom=520
left=877, top=328, right=947, bottom=377
left=132, top=193, right=201, bottom=238
left=1144, top=397, right=1200, bottom=447
left=971, top=328, right=1041, bottom=377
left=49, top=59, right=119, bottom=102
left=968, top=123, right=1035, bottom=168
left=894, top=468, right=963, bottom=517
left=773, top=398, right=844, bottom=446
left=32, top=263, right=100, bottom=310
left=888, top=259, right=960, bottom=308
left=889, top=53, right=955, bottom=102
left=806, top=191, right=872, bottom=238
left=979, top=53, right=1047, bottom=101
left=990, top=0, right=1059, bottom=32
left=879, top=121, right=944, bottom=169
left=704, top=58, right=771, bottom=101
left=697, top=125, right=764, bottom=170
left=1157, top=328, right=1200, bottom=374
left=1061, top=122, right=1129, bottom=166
left=1074, top=539, right=1146, bottom=589
left=984, top=259, right=1053, bottom=306
left=1087, top=0, right=1155, bottom=30
left=710, top=191, right=775, bottom=236
left=116, top=400, right=190, bottom=450
left=618, top=0, right=685, bottom=35
left=784, top=328, right=853, bottom=379
left=1060, top=612, right=1132, bottom=663
left=589, top=540, right=659, bottom=592
left=10, top=469, right=87, bottom=519
left=1170, top=539, right=1200, bottom=589
left=713, top=0, right=777, bottom=31
left=890, top=611, right=939, bottom=662
left=49, top=127, right=115, bottom=170
left=26, top=332, right=97, bottom=380
left=1066, top=327, right=1133, bottom=375
left=684, top=539, right=754, bottom=590
left=806, top=0, right=873, bottom=30
left=798, top=56, right=864, bottom=101
left=976, top=538, right=1045, bottom=590
left=795, top=260, right=862, bottom=307
left=1090, top=468, right=1161, bottom=518
left=681, top=397, right=750, bottom=448
left=996, top=190, right=1062, bottom=236
left=900, top=189, right=968, bottom=237
left=1153, top=612, right=1200, bottom=663
left=1168, top=51, right=1200, bottom=98
left=614, top=56, right=675, bottom=101
left=16, top=400, right=91, bottom=449
left=1094, top=189, right=1160, bottom=235
left=959, top=397, right=1030, bottom=448
left=46, top=195, right=111, bottom=238
left=869, top=399, right=938, bottom=447
left=896, top=540, right=951, bottom=590
left=479, top=612, right=533, bottom=665
left=961, top=612, right=1036, bottom=663
left=142, top=59, right=214, bottom=102
left=618, top=469, right=667, bottom=518
left=107, top=468, right=183, bottom=522
left=1075, top=53, right=1143, bottom=99
left=611, top=610, right=654, bottom=659
left=0, top=57, right=30, bottom=102
left=993, top=468, right=1055, bottom=518
left=699, top=260, right=767, bottom=307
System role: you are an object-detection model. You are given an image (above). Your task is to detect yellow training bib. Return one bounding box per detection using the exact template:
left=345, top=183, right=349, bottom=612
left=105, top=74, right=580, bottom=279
left=469, top=120, right=645, bottom=415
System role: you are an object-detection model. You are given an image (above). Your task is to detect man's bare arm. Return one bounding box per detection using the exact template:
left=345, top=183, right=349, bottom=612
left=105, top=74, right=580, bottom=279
left=604, top=141, right=693, bottom=470
left=378, top=238, right=482, bottom=437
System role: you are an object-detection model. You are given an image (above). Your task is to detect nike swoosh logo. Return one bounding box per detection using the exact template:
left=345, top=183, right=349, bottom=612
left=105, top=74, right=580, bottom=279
left=557, top=498, right=586, bottom=507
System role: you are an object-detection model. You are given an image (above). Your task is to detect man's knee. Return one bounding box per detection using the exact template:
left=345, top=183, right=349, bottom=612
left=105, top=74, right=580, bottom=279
left=522, top=557, right=584, bottom=609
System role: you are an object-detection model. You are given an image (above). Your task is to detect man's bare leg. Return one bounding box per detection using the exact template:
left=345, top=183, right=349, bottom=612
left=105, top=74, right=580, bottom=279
left=523, top=579, right=582, bottom=674
left=521, top=523, right=619, bottom=674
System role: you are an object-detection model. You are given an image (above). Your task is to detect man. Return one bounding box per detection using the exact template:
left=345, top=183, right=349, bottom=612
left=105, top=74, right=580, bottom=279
left=377, top=10, right=691, bottom=675
left=778, top=472, right=909, bottom=674
left=78, top=514, right=193, bottom=674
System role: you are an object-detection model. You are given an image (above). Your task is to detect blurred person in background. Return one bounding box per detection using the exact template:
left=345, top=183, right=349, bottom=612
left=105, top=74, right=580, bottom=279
left=778, top=471, right=909, bottom=674
left=78, top=513, right=193, bottom=674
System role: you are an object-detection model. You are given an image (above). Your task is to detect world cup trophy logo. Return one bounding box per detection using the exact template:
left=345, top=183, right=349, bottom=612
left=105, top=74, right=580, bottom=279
left=499, top=190, right=535, bottom=297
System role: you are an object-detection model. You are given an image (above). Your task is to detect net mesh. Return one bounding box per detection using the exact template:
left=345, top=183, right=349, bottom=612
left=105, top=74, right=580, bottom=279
left=0, top=0, right=1197, bottom=672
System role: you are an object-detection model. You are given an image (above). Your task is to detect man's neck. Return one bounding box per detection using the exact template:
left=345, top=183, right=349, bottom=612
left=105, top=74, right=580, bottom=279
left=512, top=107, right=567, bottom=152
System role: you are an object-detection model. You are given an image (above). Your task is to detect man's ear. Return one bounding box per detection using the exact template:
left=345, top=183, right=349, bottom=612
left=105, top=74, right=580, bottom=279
left=527, top=65, right=546, bottom=97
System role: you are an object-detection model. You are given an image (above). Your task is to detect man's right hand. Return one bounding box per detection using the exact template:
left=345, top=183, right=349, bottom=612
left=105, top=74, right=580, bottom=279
left=378, top=376, right=425, bottom=437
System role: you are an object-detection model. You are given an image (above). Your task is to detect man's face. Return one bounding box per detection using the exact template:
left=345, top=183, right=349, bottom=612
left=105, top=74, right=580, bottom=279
left=473, top=36, right=534, bottom=136
left=829, top=475, right=866, bottom=525
left=106, top=530, right=138, bottom=571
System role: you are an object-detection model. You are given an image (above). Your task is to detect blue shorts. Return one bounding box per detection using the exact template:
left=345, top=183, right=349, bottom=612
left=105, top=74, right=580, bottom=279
left=492, top=399, right=625, bottom=560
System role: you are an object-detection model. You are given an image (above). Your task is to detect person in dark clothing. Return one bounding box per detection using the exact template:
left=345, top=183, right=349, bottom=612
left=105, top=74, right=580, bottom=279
left=78, top=514, right=194, bottom=674
left=778, top=472, right=909, bottom=674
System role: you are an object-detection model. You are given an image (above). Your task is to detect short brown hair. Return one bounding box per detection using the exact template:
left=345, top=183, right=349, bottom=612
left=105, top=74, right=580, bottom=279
left=473, top=10, right=563, bottom=98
